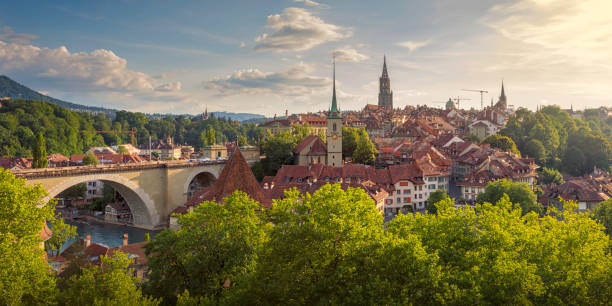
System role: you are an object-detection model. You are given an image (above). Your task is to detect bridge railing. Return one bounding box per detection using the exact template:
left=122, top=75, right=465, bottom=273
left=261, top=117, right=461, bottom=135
left=11, top=159, right=227, bottom=179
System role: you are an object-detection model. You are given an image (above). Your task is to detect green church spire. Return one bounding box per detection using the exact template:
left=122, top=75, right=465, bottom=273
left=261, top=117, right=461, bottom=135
left=329, top=57, right=341, bottom=119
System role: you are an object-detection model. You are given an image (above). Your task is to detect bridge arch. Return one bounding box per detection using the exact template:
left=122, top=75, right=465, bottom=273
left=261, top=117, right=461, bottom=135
left=43, top=174, right=159, bottom=228
left=183, top=168, right=220, bottom=198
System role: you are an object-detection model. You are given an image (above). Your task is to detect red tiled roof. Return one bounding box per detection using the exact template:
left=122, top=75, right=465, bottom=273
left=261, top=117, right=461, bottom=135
left=109, top=241, right=148, bottom=265
left=188, top=148, right=272, bottom=208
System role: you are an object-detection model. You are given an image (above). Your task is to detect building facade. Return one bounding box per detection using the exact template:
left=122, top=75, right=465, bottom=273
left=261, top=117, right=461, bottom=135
left=378, top=56, right=393, bottom=109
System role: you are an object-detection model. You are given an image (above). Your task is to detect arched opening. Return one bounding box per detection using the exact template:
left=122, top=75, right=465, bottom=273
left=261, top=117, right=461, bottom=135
left=45, top=175, right=158, bottom=228
left=186, top=171, right=217, bottom=199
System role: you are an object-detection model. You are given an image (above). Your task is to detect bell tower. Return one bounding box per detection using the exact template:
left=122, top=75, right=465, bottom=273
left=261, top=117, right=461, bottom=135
left=327, top=58, right=343, bottom=167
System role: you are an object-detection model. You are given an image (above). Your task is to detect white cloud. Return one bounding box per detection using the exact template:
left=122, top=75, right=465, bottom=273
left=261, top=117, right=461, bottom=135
left=396, top=40, right=431, bottom=52
left=254, top=7, right=351, bottom=52
left=239, top=41, right=246, bottom=48
left=205, top=62, right=330, bottom=96
left=292, top=0, right=327, bottom=8
left=0, top=26, right=37, bottom=44
left=332, top=46, right=368, bottom=62
left=0, top=40, right=181, bottom=94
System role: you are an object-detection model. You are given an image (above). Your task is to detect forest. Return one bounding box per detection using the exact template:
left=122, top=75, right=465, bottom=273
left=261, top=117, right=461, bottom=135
left=0, top=99, right=262, bottom=157
left=500, top=105, right=612, bottom=176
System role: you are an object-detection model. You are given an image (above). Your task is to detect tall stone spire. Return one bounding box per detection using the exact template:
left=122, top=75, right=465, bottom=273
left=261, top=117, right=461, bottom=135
left=382, top=55, right=389, bottom=78
left=500, top=81, right=506, bottom=103
left=329, top=57, right=341, bottom=119
left=378, top=55, right=393, bottom=109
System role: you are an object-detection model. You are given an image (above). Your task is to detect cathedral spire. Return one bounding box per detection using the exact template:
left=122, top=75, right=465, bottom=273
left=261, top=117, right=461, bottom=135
left=329, top=57, right=341, bottom=119
left=382, top=55, right=388, bottom=78
left=500, top=80, right=506, bottom=102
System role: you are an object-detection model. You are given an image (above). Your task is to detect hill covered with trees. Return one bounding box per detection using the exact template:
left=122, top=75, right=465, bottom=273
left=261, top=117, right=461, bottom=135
left=0, top=99, right=262, bottom=157
left=500, top=105, right=612, bottom=176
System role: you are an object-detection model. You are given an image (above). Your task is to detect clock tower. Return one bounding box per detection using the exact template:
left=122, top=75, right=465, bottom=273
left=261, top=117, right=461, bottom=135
left=327, top=59, right=343, bottom=167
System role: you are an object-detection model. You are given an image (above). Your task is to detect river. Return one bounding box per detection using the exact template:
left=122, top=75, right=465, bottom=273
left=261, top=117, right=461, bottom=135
left=60, top=219, right=161, bottom=252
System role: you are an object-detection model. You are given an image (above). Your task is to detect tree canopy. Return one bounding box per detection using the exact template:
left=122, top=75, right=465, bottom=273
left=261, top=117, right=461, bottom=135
left=426, top=189, right=449, bottom=214
left=481, top=134, right=520, bottom=155
left=476, top=179, right=541, bottom=215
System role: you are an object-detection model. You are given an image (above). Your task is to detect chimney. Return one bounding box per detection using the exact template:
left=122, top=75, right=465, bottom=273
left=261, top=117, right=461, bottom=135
left=123, top=233, right=128, bottom=247
left=285, top=109, right=288, bottom=118
left=270, top=182, right=275, bottom=189
left=85, top=235, right=91, bottom=247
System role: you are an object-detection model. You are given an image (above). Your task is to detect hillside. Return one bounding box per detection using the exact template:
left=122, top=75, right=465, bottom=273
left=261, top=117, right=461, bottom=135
left=0, top=75, right=116, bottom=116
left=0, top=75, right=265, bottom=121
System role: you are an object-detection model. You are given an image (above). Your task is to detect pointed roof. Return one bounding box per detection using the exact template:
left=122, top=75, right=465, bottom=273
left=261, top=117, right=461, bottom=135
left=197, top=148, right=272, bottom=208
left=500, top=81, right=506, bottom=102
left=329, top=58, right=341, bottom=119
left=382, top=55, right=389, bottom=79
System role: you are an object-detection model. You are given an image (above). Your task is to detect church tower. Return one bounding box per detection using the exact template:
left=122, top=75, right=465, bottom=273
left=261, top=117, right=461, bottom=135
left=327, top=59, right=343, bottom=167
left=378, top=56, right=393, bottom=109
left=496, top=81, right=507, bottom=110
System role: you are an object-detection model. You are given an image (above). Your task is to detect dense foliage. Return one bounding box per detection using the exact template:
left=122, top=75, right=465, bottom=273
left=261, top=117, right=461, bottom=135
left=0, top=169, right=56, bottom=304
left=481, top=134, right=520, bottom=155
left=476, top=179, right=541, bottom=215
left=593, top=199, right=612, bottom=237
left=500, top=106, right=612, bottom=175
left=3, top=168, right=612, bottom=304
left=426, top=189, right=449, bottom=214
left=0, top=100, right=261, bottom=157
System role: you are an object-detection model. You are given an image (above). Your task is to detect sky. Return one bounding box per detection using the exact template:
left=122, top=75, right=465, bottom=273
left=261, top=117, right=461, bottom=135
left=0, top=0, right=611, bottom=116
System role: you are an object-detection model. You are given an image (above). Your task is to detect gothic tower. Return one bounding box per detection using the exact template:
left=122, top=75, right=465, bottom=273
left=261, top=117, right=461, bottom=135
left=496, top=81, right=507, bottom=110
left=327, top=59, right=343, bottom=167
left=378, top=56, right=393, bottom=109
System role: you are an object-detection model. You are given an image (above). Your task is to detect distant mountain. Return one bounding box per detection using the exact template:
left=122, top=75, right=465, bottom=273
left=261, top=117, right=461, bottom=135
left=0, top=75, right=117, bottom=116
left=210, top=112, right=266, bottom=122
left=0, top=75, right=265, bottom=121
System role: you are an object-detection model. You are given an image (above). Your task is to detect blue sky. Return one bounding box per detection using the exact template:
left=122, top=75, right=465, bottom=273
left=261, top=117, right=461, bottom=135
left=1, top=0, right=610, bottom=115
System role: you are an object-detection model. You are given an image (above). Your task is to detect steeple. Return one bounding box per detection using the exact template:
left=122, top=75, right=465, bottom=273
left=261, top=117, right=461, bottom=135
left=500, top=81, right=506, bottom=102
left=382, top=55, right=389, bottom=78
left=329, top=57, right=341, bottom=119
left=378, top=55, right=393, bottom=109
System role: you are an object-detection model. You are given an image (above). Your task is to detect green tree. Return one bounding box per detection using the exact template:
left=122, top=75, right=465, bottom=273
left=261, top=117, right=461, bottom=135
left=145, top=191, right=269, bottom=304
left=260, top=131, right=296, bottom=176
left=481, top=134, right=520, bottom=155
left=523, top=139, right=547, bottom=164
left=82, top=151, right=99, bottom=165
left=117, top=145, right=129, bottom=154
left=32, top=132, right=48, bottom=168
left=388, top=197, right=612, bottom=304
left=476, top=179, right=541, bottom=215
left=352, top=129, right=377, bottom=164
left=426, top=189, right=449, bottom=214
left=238, top=135, right=248, bottom=147
left=44, top=217, right=77, bottom=255
left=593, top=199, right=612, bottom=237
left=208, top=127, right=216, bottom=145
left=59, top=252, right=159, bottom=305
left=540, top=167, right=564, bottom=186
left=233, top=184, right=441, bottom=304
left=563, top=146, right=585, bottom=176
left=342, top=127, right=360, bottom=159
left=0, top=169, right=56, bottom=304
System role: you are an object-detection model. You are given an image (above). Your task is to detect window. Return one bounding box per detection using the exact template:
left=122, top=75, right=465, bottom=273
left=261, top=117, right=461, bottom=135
left=397, top=197, right=401, bottom=203
left=333, top=123, right=337, bottom=131
left=396, top=190, right=401, bottom=195
left=428, top=184, right=436, bottom=190
left=403, top=197, right=410, bottom=203
left=403, top=189, right=411, bottom=194
left=418, top=194, right=422, bottom=199
left=418, top=186, right=422, bottom=191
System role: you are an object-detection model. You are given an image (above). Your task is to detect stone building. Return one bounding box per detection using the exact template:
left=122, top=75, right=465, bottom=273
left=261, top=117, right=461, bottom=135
left=378, top=56, right=393, bottom=109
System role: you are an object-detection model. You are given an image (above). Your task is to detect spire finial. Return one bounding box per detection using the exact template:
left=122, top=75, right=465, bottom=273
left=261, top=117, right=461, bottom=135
left=382, top=55, right=388, bottom=78
left=329, top=56, right=340, bottom=119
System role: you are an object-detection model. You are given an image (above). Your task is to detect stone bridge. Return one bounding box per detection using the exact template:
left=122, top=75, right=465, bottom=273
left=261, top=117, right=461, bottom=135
left=12, top=160, right=227, bottom=229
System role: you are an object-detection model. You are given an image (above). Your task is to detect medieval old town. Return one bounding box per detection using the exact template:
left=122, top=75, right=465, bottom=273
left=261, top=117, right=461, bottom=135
left=1, top=1, right=612, bottom=305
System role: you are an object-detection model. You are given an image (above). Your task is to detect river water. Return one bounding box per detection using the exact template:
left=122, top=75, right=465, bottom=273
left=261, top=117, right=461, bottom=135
left=61, top=219, right=161, bottom=252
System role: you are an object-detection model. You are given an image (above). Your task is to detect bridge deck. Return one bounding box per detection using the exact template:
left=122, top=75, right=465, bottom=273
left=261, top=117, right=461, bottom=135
left=11, top=160, right=227, bottom=179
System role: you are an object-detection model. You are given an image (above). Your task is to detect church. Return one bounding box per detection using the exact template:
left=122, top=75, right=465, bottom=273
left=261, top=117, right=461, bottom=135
left=292, top=60, right=343, bottom=167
